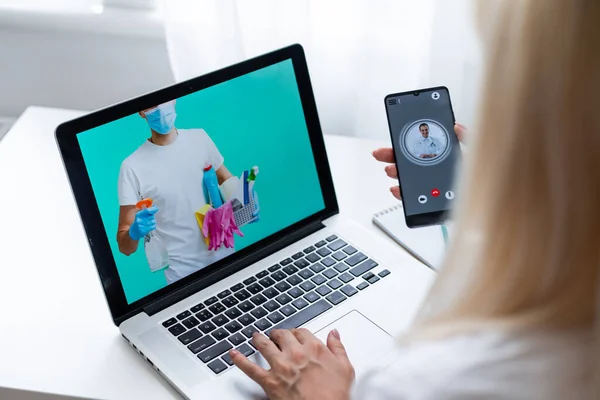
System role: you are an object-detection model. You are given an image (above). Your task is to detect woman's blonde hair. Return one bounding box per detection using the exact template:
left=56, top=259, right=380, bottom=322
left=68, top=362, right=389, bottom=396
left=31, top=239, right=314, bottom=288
left=411, top=0, right=600, bottom=340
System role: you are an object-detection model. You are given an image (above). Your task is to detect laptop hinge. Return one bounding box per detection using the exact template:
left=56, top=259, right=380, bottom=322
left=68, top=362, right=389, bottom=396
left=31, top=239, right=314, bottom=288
left=143, top=219, right=326, bottom=316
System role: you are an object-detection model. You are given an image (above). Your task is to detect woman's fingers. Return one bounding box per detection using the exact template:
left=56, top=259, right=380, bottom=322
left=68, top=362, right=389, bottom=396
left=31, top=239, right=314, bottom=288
left=385, top=164, right=398, bottom=179
left=270, top=329, right=301, bottom=351
left=372, top=148, right=395, bottom=163
left=230, top=349, right=270, bottom=385
left=454, top=123, right=467, bottom=142
left=292, top=328, right=318, bottom=345
left=390, top=186, right=401, bottom=200
left=252, top=333, right=281, bottom=364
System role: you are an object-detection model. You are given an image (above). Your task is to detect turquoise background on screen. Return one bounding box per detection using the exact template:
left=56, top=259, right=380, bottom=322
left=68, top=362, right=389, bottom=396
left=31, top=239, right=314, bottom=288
left=77, top=60, right=325, bottom=304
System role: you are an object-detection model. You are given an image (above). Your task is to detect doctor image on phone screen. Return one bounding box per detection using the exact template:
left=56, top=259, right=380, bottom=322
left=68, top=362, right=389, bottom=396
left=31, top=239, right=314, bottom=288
left=411, top=123, right=446, bottom=159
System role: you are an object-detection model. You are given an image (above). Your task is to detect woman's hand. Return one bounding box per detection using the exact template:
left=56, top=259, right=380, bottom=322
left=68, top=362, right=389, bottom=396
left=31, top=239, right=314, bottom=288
left=232, top=328, right=355, bottom=400
left=373, top=123, right=467, bottom=200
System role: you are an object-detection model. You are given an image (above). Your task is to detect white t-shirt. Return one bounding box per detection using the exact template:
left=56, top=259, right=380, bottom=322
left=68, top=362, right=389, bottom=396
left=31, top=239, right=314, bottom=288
left=354, top=329, right=593, bottom=400
left=118, top=128, right=234, bottom=284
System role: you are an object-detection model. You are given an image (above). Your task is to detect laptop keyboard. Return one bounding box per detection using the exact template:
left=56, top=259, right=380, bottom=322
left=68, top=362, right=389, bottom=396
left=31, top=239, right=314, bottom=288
left=160, top=234, right=391, bottom=375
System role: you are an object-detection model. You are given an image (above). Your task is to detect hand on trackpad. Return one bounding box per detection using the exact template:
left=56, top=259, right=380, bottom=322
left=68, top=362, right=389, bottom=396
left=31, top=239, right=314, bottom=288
left=313, top=310, right=395, bottom=377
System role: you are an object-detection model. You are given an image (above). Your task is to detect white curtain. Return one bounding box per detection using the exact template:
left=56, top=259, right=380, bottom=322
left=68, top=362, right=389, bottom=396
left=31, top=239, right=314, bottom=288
left=164, top=0, right=481, bottom=140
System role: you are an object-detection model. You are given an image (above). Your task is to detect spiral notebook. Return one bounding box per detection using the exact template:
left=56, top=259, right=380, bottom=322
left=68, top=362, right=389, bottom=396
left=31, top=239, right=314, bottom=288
left=372, top=204, right=449, bottom=270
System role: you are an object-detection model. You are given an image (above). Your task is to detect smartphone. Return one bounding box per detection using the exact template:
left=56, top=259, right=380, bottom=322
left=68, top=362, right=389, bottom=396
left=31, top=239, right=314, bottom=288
left=384, top=86, right=460, bottom=228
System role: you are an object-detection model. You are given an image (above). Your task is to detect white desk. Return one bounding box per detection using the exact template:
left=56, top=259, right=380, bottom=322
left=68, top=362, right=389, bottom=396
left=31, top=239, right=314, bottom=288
left=0, top=107, right=424, bottom=399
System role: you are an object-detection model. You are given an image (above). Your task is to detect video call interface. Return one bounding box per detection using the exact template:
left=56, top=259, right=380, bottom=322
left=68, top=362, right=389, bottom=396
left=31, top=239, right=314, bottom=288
left=77, top=60, right=326, bottom=304
left=386, top=89, right=460, bottom=217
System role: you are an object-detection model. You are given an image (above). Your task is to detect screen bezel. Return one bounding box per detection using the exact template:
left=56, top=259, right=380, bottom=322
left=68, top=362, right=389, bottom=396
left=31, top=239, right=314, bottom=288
left=384, top=86, right=457, bottom=228
left=55, top=44, right=338, bottom=325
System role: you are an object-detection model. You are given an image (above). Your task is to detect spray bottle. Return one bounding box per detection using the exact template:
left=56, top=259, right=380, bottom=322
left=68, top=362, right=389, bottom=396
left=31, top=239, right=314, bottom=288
left=136, top=198, right=170, bottom=272
left=203, top=164, right=223, bottom=208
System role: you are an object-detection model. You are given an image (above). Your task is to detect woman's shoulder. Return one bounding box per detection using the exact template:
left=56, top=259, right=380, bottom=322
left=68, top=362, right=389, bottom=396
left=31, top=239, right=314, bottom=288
left=354, top=329, right=593, bottom=400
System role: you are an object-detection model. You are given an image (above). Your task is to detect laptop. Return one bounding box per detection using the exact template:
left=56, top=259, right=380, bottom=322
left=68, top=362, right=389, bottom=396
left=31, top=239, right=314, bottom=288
left=55, top=44, right=434, bottom=398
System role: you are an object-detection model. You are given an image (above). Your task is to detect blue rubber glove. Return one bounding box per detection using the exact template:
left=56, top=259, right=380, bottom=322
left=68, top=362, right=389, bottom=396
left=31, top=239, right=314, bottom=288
left=250, top=188, right=260, bottom=223
left=129, top=206, right=158, bottom=240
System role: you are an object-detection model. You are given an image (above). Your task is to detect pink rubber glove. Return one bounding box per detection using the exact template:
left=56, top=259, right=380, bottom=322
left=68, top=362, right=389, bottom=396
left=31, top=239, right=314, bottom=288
left=221, top=201, right=243, bottom=248
left=203, top=207, right=225, bottom=251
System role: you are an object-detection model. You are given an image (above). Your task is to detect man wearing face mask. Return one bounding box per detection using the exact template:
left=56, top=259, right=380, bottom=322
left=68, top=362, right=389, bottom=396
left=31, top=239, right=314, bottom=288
left=116, top=100, right=237, bottom=284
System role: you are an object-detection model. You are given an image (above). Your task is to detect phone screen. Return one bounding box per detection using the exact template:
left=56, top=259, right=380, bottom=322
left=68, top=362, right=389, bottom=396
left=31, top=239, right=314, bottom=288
left=385, top=87, right=460, bottom=227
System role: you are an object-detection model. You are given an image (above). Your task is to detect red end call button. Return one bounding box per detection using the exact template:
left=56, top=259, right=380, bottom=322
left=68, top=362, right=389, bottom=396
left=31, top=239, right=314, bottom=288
left=431, top=188, right=440, bottom=197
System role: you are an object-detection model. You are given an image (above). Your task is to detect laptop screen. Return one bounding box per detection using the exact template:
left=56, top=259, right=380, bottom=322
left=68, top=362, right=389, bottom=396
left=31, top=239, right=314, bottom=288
left=76, top=59, right=326, bottom=304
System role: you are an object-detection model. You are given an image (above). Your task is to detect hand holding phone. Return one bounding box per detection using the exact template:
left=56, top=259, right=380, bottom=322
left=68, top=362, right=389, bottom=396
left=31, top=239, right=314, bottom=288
left=382, top=87, right=462, bottom=228
left=373, top=123, right=466, bottom=200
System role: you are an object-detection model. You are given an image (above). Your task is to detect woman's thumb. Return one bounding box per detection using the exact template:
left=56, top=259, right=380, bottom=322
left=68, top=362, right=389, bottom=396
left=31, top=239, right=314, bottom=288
left=326, top=329, right=350, bottom=361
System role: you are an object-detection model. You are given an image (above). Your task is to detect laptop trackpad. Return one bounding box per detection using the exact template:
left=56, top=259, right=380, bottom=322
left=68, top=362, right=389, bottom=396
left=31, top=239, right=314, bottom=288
left=313, top=310, right=394, bottom=376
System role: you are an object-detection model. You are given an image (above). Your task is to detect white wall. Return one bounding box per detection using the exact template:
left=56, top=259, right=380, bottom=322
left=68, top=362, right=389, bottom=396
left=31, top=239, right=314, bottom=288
left=0, top=9, right=174, bottom=118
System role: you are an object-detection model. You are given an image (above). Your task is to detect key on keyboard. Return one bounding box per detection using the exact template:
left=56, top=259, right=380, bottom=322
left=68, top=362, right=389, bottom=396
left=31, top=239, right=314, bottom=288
left=280, top=305, right=296, bottom=317
left=267, top=312, right=284, bottom=324
left=221, top=296, right=239, bottom=308
left=286, top=275, right=303, bottom=286
left=225, top=321, right=243, bottom=333
left=208, top=359, right=228, bottom=374
left=209, top=303, right=226, bottom=315
left=238, top=314, right=256, bottom=326
left=275, top=281, right=291, bottom=292
left=235, top=289, right=252, bottom=301
left=198, top=341, right=232, bottom=363
left=204, top=297, right=218, bottom=306
left=178, top=328, right=202, bottom=345
left=162, top=318, right=177, bottom=328
left=283, top=265, right=298, bottom=275
left=326, top=291, right=347, bottom=305
left=188, top=336, right=216, bottom=354
left=345, top=252, right=367, bottom=267
left=243, top=277, right=256, bottom=285
left=212, top=328, right=229, bottom=341
left=341, top=285, right=358, bottom=297
left=182, top=316, right=200, bottom=329
left=292, top=298, right=309, bottom=309
left=228, top=332, right=246, bottom=346
left=268, top=264, right=281, bottom=272
left=264, top=300, right=279, bottom=312
left=225, top=307, right=242, bottom=319
left=266, top=299, right=332, bottom=336
left=271, top=271, right=287, bottom=281
left=211, top=314, right=229, bottom=326
left=190, top=303, right=205, bottom=313
left=311, top=274, right=327, bottom=285
left=263, top=287, right=279, bottom=299
left=306, top=253, right=320, bottom=263
left=258, top=277, right=276, bottom=288
left=195, top=309, right=213, bottom=321
left=176, top=310, right=191, bottom=320
left=343, top=246, right=357, bottom=255
left=303, top=246, right=316, bottom=254
left=303, top=291, right=320, bottom=303
left=251, top=307, right=268, bottom=319
left=238, top=301, right=254, bottom=312
left=328, top=239, right=347, bottom=251
left=168, top=323, right=186, bottom=336
left=256, top=270, right=269, bottom=279
left=247, top=283, right=263, bottom=294
left=350, top=259, right=378, bottom=277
